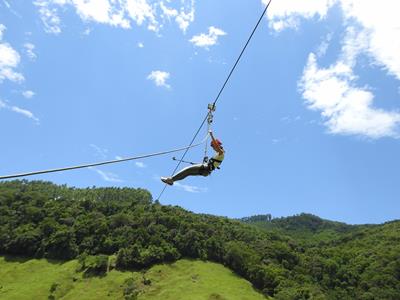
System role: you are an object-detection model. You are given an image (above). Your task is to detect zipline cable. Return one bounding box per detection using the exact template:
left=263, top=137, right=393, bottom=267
left=1, top=0, right=273, bottom=189
left=156, top=0, right=273, bottom=200
left=0, top=137, right=208, bottom=180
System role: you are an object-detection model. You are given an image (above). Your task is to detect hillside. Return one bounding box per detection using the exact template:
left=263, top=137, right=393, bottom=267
left=241, top=213, right=361, bottom=242
left=0, top=180, right=399, bottom=299
left=241, top=213, right=352, bottom=232
left=0, top=256, right=265, bottom=300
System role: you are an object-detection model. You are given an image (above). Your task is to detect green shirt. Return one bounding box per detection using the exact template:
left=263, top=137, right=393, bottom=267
left=211, top=151, right=225, bottom=169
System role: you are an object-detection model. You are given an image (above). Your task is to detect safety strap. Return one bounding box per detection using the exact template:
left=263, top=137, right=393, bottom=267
left=204, top=104, right=216, bottom=162
left=209, top=158, right=223, bottom=164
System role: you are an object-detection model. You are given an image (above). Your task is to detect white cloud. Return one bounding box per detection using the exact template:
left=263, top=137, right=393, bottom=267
left=147, top=70, right=171, bottom=89
left=10, top=106, right=40, bottom=123
left=316, top=33, right=333, bottom=57
left=91, top=167, right=123, bottom=183
left=0, top=100, right=39, bottom=123
left=73, top=0, right=111, bottom=23
left=264, top=0, right=335, bottom=31
left=299, top=53, right=400, bottom=138
left=2, top=0, right=10, bottom=9
left=125, top=0, right=158, bottom=30
left=267, top=0, right=400, bottom=139
left=22, top=90, right=35, bottom=99
left=174, top=3, right=195, bottom=33
left=0, top=43, right=20, bottom=69
left=1, top=0, right=22, bottom=18
left=135, top=161, right=146, bottom=168
left=0, top=63, right=24, bottom=82
left=159, top=1, right=194, bottom=33
left=73, top=0, right=130, bottom=28
left=340, top=0, right=400, bottom=80
left=24, top=43, right=37, bottom=60
left=90, top=144, right=108, bottom=159
left=160, top=2, right=178, bottom=19
left=0, top=25, right=36, bottom=123
left=174, top=182, right=208, bottom=193
left=34, top=0, right=130, bottom=34
left=189, top=26, right=226, bottom=49
left=137, top=42, right=144, bottom=48
left=271, top=138, right=286, bottom=145
left=114, top=156, right=147, bottom=169
left=280, top=116, right=301, bottom=123
left=34, top=0, right=63, bottom=34
left=34, top=0, right=195, bottom=34
left=82, top=28, right=92, bottom=35
left=266, top=0, right=400, bottom=79
left=0, top=26, right=24, bottom=83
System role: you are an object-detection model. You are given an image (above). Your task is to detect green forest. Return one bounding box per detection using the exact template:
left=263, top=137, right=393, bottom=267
left=0, top=180, right=399, bottom=299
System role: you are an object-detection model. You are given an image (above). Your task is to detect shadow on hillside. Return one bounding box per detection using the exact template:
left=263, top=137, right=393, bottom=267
left=2, top=254, right=65, bottom=266
left=3, top=255, right=32, bottom=263
left=82, top=270, right=107, bottom=279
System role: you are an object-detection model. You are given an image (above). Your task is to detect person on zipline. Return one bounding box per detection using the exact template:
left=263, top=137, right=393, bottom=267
left=161, top=131, right=224, bottom=185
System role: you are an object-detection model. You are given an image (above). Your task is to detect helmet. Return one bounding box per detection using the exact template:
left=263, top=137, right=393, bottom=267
left=211, top=139, right=222, bottom=148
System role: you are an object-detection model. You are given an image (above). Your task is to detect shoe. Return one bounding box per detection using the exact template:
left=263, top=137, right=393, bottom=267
left=161, top=177, right=174, bottom=186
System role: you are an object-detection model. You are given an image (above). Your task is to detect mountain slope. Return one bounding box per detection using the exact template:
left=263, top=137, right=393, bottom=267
left=241, top=213, right=362, bottom=242
left=0, top=256, right=266, bottom=300
left=1, top=180, right=399, bottom=299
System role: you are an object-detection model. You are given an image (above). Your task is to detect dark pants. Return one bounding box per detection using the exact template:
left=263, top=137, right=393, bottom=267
left=172, top=163, right=211, bottom=182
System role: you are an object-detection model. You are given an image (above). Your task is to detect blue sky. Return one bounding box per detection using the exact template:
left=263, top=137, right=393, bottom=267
left=1, top=0, right=400, bottom=224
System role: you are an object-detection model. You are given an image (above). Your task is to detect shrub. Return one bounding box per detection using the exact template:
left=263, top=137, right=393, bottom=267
left=123, top=278, right=138, bottom=300
left=78, top=254, right=108, bottom=276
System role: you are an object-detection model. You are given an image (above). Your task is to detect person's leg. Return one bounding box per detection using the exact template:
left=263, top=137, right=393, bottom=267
left=161, top=164, right=211, bottom=185
left=172, top=164, right=208, bottom=182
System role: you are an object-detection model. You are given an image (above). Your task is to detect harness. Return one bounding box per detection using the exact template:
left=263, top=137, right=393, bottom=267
left=204, top=103, right=216, bottom=162
left=204, top=103, right=225, bottom=172
left=208, top=158, right=223, bottom=171
left=172, top=103, right=223, bottom=173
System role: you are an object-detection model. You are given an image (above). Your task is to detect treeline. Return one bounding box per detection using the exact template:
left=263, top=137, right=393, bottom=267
left=0, top=180, right=399, bottom=299
left=242, top=213, right=353, bottom=233
left=241, top=213, right=361, bottom=246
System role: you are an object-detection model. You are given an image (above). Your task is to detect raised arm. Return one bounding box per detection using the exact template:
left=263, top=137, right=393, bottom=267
left=209, top=130, right=224, bottom=154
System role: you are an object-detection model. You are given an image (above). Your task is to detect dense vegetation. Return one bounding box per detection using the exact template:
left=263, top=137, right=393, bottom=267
left=241, top=213, right=353, bottom=233
left=242, top=214, right=400, bottom=298
left=0, top=180, right=399, bottom=299
left=241, top=213, right=361, bottom=243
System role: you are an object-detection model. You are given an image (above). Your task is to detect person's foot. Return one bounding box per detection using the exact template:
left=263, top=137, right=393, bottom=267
left=161, top=177, right=174, bottom=186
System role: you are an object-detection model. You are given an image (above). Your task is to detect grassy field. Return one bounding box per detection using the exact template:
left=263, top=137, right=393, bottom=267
left=0, top=256, right=266, bottom=300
